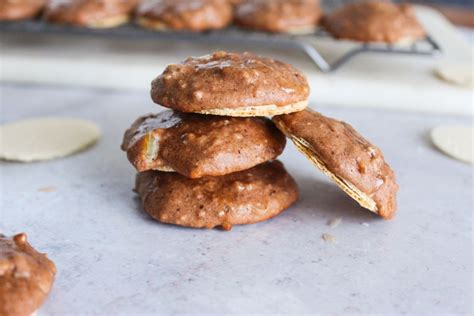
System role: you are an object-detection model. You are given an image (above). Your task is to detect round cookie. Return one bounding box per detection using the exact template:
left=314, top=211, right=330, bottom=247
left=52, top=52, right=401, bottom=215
left=43, top=0, right=137, bottom=28
left=234, top=0, right=322, bottom=34
left=273, top=109, right=398, bottom=219
left=151, top=51, right=310, bottom=117
left=0, top=0, right=45, bottom=21
left=0, top=233, right=56, bottom=316
left=0, top=117, right=100, bottom=162
left=136, top=0, right=232, bottom=32
left=121, top=110, right=286, bottom=178
left=322, top=0, right=425, bottom=43
left=134, top=160, right=299, bottom=230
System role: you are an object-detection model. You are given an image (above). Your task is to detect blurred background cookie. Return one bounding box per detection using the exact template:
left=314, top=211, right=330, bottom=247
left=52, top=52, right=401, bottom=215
left=0, top=233, right=56, bottom=316
left=121, top=111, right=286, bottom=178
left=0, top=0, right=45, bottom=21
left=151, top=51, right=309, bottom=117
left=43, top=0, right=138, bottom=28
left=134, top=160, right=299, bottom=230
left=322, top=0, right=426, bottom=43
left=136, top=0, right=232, bottom=32
left=234, top=0, right=322, bottom=34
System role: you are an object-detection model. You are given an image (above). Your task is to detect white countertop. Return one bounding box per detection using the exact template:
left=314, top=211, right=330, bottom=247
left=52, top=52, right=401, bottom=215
left=0, top=84, right=472, bottom=315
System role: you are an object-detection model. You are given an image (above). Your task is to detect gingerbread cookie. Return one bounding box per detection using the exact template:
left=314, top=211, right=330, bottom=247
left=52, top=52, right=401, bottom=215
left=44, top=0, right=137, bottom=28
left=136, top=0, right=232, bottom=32
left=0, top=233, right=56, bottom=316
left=122, top=111, right=286, bottom=178
left=0, top=0, right=45, bottom=21
left=134, top=160, right=299, bottom=230
left=273, top=109, right=398, bottom=219
left=151, top=51, right=309, bottom=117
left=234, top=0, right=321, bottom=34
left=322, top=0, right=425, bottom=43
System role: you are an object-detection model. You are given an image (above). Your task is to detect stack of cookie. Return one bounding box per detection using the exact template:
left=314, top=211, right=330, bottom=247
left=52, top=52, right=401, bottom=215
left=121, top=52, right=307, bottom=230
left=122, top=51, right=399, bottom=230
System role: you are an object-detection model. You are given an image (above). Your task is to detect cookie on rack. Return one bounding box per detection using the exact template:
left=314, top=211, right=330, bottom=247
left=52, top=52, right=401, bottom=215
left=122, top=110, right=286, bottom=178
left=136, top=0, right=232, bottom=32
left=151, top=51, right=309, bottom=117
left=273, top=109, right=399, bottom=219
left=134, top=160, right=299, bottom=230
left=43, top=0, right=138, bottom=28
left=234, top=0, right=322, bottom=34
left=0, top=233, right=56, bottom=316
left=0, top=0, right=45, bottom=21
left=322, top=0, right=425, bottom=43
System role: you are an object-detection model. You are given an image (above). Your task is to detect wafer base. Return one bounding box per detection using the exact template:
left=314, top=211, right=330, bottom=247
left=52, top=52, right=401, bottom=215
left=195, top=100, right=308, bottom=117
left=87, top=14, right=129, bottom=28
left=274, top=120, right=378, bottom=214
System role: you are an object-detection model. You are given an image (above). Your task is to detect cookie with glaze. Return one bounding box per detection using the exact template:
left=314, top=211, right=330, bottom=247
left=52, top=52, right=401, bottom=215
left=273, top=109, right=398, bottom=219
left=151, top=51, right=309, bottom=117
left=134, top=160, right=299, bottom=230
left=0, top=233, right=56, bottom=316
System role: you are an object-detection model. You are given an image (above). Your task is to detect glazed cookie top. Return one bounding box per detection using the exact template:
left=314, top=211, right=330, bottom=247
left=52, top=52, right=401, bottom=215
left=135, top=160, right=299, bottom=230
left=121, top=111, right=286, bottom=178
left=137, top=0, right=232, bottom=31
left=44, top=0, right=137, bottom=26
left=0, top=233, right=56, bottom=316
left=323, top=0, right=425, bottom=43
left=151, top=51, right=310, bottom=112
left=273, top=110, right=398, bottom=219
left=0, top=0, right=45, bottom=20
left=234, top=0, right=321, bottom=33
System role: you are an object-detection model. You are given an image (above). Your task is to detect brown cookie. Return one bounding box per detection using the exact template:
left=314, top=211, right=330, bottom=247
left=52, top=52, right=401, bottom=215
left=234, top=0, right=322, bottom=34
left=44, top=0, right=137, bottom=28
left=273, top=109, right=398, bottom=219
left=134, top=160, right=299, bottom=230
left=0, top=233, right=56, bottom=316
left=151, top=51, right=309, bottom=117
left=0, top=0, right=45, bottom=21
left=322, top=0, right=425, bottom=43
left=136, top=0, right=232, bottom=32
left=122, top=111, right=286, bottom=178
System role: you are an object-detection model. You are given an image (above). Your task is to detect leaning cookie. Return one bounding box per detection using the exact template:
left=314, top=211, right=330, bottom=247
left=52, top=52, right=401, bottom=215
left=151, top=51, right=309, bottom=117
left=135, top=160, right=299, bottom=230
left=44, top=0, right=137, bottom=28
left=322, top=0, right=425, bottom=43
left=234, top=0, right=321, bottom=34
left=136, top=0, right=232, bottom=32
left=273, top=110, right=398, bottom=219
left=0, top=233, right=56, bottom=316
left=0, top=0, right=45, bottom=21
left=121, top=111, right=286, bottom=178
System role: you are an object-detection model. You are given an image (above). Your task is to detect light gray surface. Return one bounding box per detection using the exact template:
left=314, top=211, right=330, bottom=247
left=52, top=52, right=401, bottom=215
left=0, top=84, right=472, bottom=316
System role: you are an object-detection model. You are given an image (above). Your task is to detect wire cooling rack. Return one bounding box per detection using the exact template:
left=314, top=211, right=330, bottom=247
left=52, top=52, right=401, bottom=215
left=0, top=19, right=442, bottom=72
left=0, top=0, right=441, bottom=72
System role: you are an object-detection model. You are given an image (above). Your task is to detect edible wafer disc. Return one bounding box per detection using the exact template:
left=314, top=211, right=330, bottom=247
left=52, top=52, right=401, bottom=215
left=0, top=117, right=100, bottom=162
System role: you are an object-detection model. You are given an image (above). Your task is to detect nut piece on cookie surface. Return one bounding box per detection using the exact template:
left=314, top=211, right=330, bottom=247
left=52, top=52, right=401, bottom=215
left=322, top=0, right=425, bottom=43
left=136, top=0, right=232, bottom=32
left=234, top=0, right=322, bottom=34
left=134, top=160, right=299, bottom=230
left=43, top=0, right=138, bottom=28
left=273, top=109, right=398, bottom=219
left=0, top=0, right=45, bottom=21
left=121, top=110, right=286, bottom=178
left=151, top=51, right=309, bottom=117
left=0, top=233, right=56, bottom=316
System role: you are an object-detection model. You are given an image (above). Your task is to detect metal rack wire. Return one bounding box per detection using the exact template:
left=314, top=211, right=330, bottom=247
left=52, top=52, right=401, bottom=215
left=0, top=0, right=443, bottom=72
left=0, top=19, right=442, bottom=72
